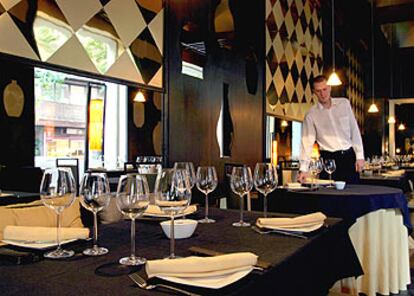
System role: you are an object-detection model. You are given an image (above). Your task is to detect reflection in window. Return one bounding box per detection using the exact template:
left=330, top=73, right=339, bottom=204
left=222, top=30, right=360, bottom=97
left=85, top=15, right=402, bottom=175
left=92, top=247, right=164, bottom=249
left=34, top=15, right=72, bottom=61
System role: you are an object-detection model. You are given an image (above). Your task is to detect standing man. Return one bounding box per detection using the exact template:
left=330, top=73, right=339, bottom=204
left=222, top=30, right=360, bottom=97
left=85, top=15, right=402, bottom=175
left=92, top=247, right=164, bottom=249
left=297, top=75, right=365, bottom=184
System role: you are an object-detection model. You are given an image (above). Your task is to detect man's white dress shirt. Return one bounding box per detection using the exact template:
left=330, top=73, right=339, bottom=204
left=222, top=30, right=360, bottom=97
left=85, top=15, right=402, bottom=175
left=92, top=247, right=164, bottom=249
left=299, top=98, right=364, bottom=172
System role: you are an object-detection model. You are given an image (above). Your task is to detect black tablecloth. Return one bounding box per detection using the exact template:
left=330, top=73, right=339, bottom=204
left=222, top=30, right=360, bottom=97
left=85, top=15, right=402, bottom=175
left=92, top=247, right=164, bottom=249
left=0, top=208, right=362, bottom=296
left=360, top=174, right=410, bottom=192
left=0, top=191, right=39, bottom=206
left=269, top=184, right=412, bottom=232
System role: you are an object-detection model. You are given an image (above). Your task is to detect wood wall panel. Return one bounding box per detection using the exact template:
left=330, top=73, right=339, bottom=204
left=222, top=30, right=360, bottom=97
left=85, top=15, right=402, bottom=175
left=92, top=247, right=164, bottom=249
left=0, top=56, right=34, bottom=167
left=165, top=0, right=264, bottom=181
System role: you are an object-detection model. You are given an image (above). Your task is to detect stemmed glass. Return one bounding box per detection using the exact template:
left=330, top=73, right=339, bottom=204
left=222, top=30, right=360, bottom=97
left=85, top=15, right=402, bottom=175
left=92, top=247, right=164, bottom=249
left=40, top=167, right=76, bottom=259
left=196, top=166, right=218, bottom=223
left=309, top=159, right=323, bottom=189
left=173, top=162, right=196, bottom=189
left=323, top=159, right=336, bottom=188
left=116, top=174, right=149, bottom=265
left=253, top=163, right=278, bottom=218
left=79, top=172, right=111, bottom=256
left=154, top=169, right=191, bottom=259
left=230, top=166, right=253, bottom=227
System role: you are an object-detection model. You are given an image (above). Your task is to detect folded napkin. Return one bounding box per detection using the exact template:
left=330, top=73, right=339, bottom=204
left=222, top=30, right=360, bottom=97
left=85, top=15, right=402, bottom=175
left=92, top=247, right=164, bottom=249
left=256, top=212, right=326, bottom=230
left=286, top=182, right=303, bottom=188
left=3, top=226, right=89, bottom=243
left=382, top=169, right=405, bottom=177
left=144, top=204, right=197, bottom=216
left=304, top=178, right=333, bottom=185
left=146, top=252, right=257, bottom=279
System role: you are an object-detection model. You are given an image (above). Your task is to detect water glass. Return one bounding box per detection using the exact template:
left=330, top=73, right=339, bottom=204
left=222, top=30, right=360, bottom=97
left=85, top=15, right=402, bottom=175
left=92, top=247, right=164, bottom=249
left=79, top=172, right=111, bottom=256
left=196, top=166, right=218, bottom=223
left=253, top=163, right=278, bottom=218
left=323, top=159, right=336, bottom=187
left=230, top=166, right=253, bottom=227
left=116, top=174, right=149, bottom=265
left=154, top=168, right=191, bottom=258
left=40, top=167, right=76, bottom=259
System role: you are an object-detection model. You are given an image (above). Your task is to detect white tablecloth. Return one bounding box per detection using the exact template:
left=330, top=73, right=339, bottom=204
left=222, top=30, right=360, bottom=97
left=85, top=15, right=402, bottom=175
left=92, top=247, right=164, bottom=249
left=331, top=208, right=411, bottom=296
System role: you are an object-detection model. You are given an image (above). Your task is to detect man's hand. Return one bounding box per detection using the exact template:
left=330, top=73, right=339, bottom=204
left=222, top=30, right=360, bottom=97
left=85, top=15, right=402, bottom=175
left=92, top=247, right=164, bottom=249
left=355, top=159, right=365, bottom=172
left=297, top=171, right=309, bottom=183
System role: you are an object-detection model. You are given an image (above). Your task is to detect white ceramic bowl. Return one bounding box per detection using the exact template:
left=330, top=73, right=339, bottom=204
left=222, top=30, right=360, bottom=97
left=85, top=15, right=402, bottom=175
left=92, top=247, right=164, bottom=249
left=160, top=219, right=198, bottom=239
left=334, top=181, right=346, bottom=190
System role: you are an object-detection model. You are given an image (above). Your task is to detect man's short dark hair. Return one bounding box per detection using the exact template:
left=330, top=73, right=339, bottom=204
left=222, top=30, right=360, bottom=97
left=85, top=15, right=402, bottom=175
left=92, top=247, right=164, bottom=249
left=311, top=75, right=327, bottom=89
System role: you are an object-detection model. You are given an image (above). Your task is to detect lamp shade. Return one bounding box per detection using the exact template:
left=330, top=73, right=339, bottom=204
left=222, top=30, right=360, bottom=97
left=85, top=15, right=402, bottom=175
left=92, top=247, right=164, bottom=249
left=368, top=102, right=379, bottom=113
left=327, top=71, right=342, bottom=86
left=388, top=116, right=396, bottom=124
left=398, top=123, right=406, bottom=130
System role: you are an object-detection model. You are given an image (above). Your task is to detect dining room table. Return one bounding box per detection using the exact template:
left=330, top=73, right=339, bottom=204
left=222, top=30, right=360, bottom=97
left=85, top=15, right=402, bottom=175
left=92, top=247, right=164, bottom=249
left=268, top=184, right=412, bottom=296
left=0, top=208, right=362, bottom=296
left=359, top=173, right=410, bottom=192
left=0, top=191, right=39, bottom=206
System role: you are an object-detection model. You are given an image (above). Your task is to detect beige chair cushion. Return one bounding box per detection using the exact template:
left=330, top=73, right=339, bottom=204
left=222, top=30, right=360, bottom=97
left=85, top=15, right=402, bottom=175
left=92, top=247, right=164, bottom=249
left=0, top=198, right=83, bottom=241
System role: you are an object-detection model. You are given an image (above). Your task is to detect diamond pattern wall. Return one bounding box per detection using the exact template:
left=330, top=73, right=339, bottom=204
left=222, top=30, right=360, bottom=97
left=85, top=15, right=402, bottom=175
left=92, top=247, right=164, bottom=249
left=266, top=0, right=323, bottom=121
left=346, top=49, right=365, bottom=127
left=0, top=0, right=163, bottom=88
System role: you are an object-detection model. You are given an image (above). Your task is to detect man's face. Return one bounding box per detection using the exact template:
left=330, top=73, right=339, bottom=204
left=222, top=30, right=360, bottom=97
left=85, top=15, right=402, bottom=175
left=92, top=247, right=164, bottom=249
left=313, top=80, right=331, bottom=104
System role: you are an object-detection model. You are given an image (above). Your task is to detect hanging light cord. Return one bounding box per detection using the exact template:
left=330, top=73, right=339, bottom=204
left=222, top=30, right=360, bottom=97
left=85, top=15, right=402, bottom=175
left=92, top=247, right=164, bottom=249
left=371, top=0, right=375, bottom=103
left=332, top=0, right=335, bottom=71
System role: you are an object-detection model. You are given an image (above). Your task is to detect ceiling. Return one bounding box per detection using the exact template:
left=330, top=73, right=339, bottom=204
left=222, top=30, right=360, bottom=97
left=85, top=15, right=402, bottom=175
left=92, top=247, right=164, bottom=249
left=376, top=0, right=414, bottom=47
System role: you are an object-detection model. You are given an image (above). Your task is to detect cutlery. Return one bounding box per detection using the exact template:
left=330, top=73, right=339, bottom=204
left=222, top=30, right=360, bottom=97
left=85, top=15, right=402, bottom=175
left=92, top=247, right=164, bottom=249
left=188, top=246, right=272, bottom=270
left=129, top=273, right=200, bottom=296
left=251, top=225, right=308, bottom=239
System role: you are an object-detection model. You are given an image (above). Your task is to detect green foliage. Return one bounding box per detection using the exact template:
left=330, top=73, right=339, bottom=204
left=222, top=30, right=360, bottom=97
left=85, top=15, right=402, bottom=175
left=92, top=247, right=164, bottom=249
left=84, top=38, right=108, bottom=73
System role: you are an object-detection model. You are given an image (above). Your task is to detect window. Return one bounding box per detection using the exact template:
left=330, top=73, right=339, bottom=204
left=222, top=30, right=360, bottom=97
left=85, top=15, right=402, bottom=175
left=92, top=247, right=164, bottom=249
left=35, top=68, right=127, bottom=174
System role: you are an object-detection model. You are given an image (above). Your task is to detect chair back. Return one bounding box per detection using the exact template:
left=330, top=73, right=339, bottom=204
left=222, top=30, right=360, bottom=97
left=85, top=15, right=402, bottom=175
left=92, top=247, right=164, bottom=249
left=56, top=158, right=80, bottom=196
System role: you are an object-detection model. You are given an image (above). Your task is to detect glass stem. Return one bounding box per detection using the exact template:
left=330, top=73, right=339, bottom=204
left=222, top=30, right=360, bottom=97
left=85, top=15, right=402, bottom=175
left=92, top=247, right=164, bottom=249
left=170, top=215, right=175, bottom=259
left=204, top=193, right=209, bottom=219
left=93, top=212, right=98, bottom=248
left=56, top=212, right=61, bottom=251
left=240, top=194, right=244, bottom=223
left=263, top=193, right=268, bottom=218
left=130, top=218, right=136, bottom=259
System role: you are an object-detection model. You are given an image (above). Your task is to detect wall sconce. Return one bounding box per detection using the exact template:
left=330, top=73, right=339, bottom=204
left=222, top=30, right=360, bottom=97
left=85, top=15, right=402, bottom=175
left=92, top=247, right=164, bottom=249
left=133, top=90, right=146, bottom=102
left=281, top=120, right=288, bottom=128
left=396, top=148, right=401, bottom=154
left=388, top=116, right=396, bottom=124
left=327, top=0, right=342, bottom=86
left=398, top=123, right=406, bottom=131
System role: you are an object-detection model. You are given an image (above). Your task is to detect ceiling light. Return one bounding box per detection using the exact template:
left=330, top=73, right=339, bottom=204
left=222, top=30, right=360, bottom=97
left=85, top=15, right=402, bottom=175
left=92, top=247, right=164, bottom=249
left=368, top=102, right=379, bottom=113
left=327, top=0, right=342, bottom=86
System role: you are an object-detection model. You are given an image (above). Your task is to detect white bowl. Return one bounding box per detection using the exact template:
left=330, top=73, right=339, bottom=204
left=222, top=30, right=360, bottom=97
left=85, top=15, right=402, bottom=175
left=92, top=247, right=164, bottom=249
left=334, top=181, right=346, bottom=190
left=160, top=219, right=198, bottom=239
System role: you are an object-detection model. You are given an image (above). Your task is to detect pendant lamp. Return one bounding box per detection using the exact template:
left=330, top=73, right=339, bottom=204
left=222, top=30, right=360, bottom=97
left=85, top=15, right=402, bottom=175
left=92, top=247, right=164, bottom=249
left=368, top=0, right=379, bottom=113
left=133, top=90, right=146, bottom=102
left=327, top=0, right=342, bottom=86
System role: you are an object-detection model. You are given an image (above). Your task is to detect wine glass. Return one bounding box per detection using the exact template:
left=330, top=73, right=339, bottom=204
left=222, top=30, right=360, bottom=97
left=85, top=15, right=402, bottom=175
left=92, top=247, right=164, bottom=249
left=79, top=172, right=111, bottom=256
left=308, top=159, right=323, bottom=189
left=40, top=167, right=76, bottom=259
left=323, top=159, right=336, bottom=187
left=116, top=174, right=149, bottom=265
left=173, top=162, right=196, bottom=189
left=230, top=166, right=253, bottom=227
left=154, top=168, right=191, bottom=259
left=253, top=163, right=278, bottom=218
left=196, top=166, right=218, bottom=223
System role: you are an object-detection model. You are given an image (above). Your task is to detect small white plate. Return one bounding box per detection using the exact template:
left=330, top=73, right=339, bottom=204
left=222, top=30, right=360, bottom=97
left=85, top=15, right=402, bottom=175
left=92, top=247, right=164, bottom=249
left=2, top=239, right=78, bottom=250
left=157, top=268, right=253, bottom=289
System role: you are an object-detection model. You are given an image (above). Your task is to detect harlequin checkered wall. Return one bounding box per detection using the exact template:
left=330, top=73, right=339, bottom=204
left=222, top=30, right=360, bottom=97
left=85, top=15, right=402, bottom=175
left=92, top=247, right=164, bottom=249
left=346, top=49, right=365, bottom=127
left=0, top=0, right=163, bottom=88
left=265, top=0, right=323, bottom=121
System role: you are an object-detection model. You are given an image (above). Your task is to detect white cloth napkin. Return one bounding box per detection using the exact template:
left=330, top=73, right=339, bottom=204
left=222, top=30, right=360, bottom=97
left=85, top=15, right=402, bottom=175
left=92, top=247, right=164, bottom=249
left=382, top=169, right=405, bottom=177
left=286, top=182, right=303, bottom=188
left=146, top=252, right=258, bottom=279
left=256, top=212, right=326, bottom=230
left=3, top=225, right=89, bottom=243
left=144, top=204, right=197, bottom=216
